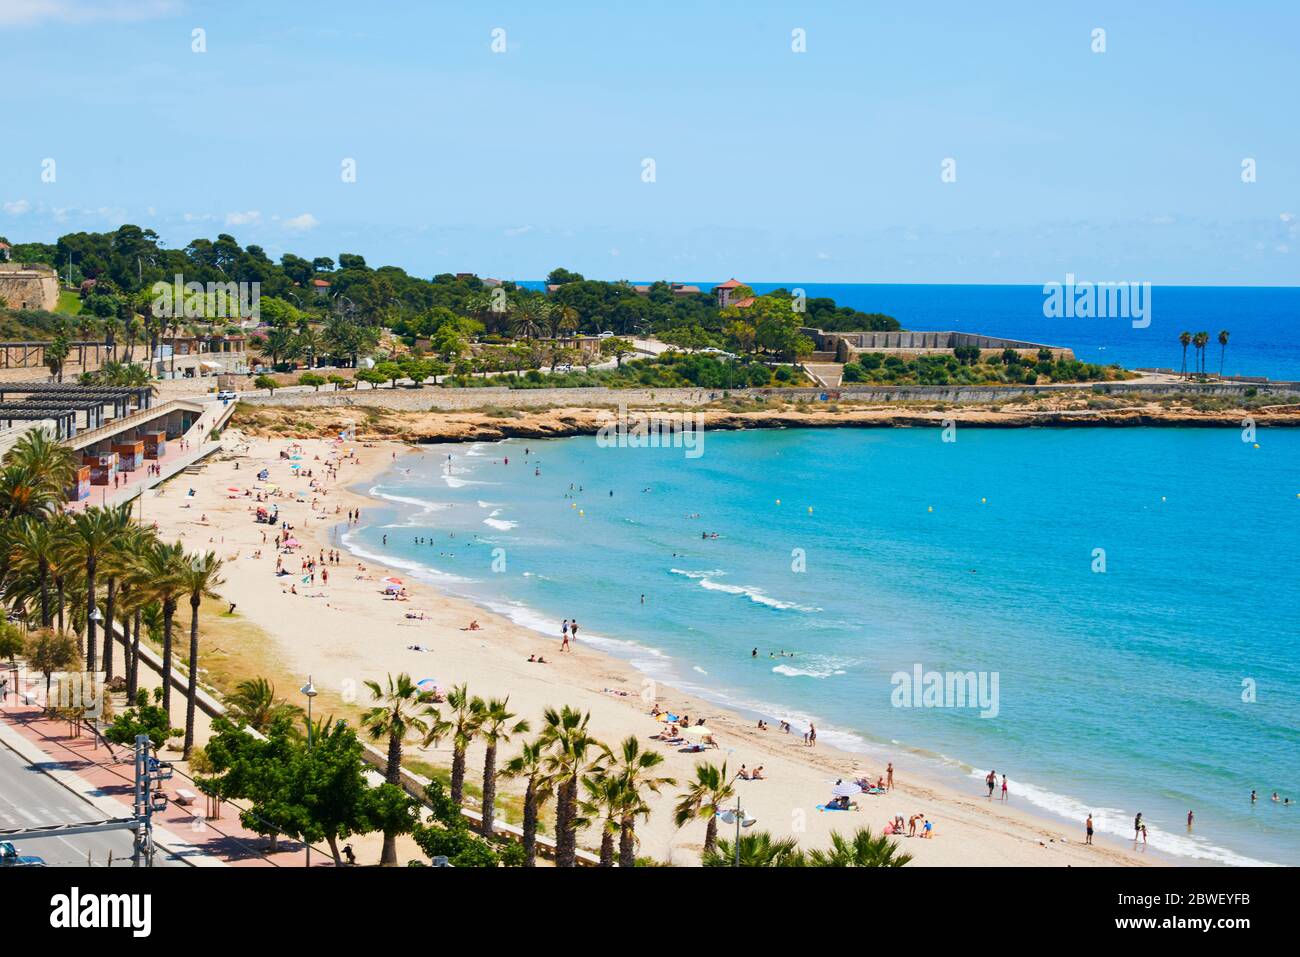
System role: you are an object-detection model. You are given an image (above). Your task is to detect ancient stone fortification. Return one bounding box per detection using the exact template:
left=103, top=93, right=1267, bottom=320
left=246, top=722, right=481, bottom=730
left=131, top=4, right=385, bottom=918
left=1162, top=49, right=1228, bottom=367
left=800, top=327, right=1075, bottom=363
left=0, top=263, right=59, bottom=312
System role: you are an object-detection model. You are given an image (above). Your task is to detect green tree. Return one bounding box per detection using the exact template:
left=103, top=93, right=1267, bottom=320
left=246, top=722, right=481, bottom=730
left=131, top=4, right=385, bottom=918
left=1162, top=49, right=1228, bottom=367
left=702, top=830, right=804, bottom=867
left=475, top=696, right=528, bottom=837
left=106, top=687, right=181, bottom=749
left=674, top=760, right=736, bottom=856
left=361, top=673, right=431, bottom=865
left=422, top=682, right=483, bottom=808
left=178, top=551, right=224, bottom=759
left=500, top=738, right=553, bottom=866
left=225, top=677, right=305, bottom=733
left=805, top=827, right=913, bottom=867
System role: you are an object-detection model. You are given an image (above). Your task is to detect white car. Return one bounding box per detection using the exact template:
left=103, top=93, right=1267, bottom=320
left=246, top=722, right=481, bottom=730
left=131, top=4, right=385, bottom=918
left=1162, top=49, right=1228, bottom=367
left=597, top=331, right=615, bottom=339
left=217, top=390, right=238, bottom=400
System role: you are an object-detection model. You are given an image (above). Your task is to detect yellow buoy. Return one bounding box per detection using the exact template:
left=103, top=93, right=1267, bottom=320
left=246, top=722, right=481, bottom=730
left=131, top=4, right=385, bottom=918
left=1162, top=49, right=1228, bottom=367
left=776, top=499, right=781, bottom=506
left=981, top=497, right=987, bottom=504
left=807, top=506, right=813, bottom=514
left=927, top=506, right=934, bottom=513
left=579, top=510, right=584, bottom=517
left=1254, top=443, right=1260, bottom=449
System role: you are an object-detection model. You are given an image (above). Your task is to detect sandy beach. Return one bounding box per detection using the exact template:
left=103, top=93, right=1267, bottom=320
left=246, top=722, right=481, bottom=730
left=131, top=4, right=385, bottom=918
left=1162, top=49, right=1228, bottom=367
left=143, top=428, right=1153, bottom=867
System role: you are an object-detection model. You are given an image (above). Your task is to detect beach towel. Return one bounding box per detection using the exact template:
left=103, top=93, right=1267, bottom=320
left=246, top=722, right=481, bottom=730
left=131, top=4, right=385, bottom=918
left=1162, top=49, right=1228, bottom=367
left=815, top=804, right=854, bottom=812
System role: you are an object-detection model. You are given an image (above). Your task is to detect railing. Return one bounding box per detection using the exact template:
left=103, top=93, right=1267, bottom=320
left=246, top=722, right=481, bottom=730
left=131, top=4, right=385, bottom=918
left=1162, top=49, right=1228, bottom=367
left=66, top=398, right=204, bottom=448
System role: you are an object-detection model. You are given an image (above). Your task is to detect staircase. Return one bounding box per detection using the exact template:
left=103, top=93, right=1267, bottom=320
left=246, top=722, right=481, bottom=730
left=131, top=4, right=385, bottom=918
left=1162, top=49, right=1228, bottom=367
left=803, top=351, right=844, bottom=388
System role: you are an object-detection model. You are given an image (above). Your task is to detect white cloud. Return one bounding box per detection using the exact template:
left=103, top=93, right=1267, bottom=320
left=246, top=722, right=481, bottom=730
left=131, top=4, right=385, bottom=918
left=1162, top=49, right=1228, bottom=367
left=3, top=199, right=32, bottom=215
left=283, top=212, right=319, bottom=231
left=225, top=210, right=261, bottom=226
left=504, top=225, right=533, bottom=237
left=0, top=0, right=180, bottom=27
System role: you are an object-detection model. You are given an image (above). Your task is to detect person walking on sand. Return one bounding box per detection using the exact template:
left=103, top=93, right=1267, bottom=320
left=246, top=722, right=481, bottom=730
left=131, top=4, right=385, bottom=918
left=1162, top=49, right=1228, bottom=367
left=986, top=770, right=997, bottom=799
left=1001, top=774, right=1008, bottom=802
left=569, top=620, right=579, bottom=646
left=1085, top=813, right=1094, bottom=844
left=886, top=762, right=894, bottom=790
left=808, top=723, right=817, bottom=748
left=560, top=619, right=571, bottom=652
left=1133, top=812, right=1143, bottom=841
left=1187, top=810, right=1194, bottom=830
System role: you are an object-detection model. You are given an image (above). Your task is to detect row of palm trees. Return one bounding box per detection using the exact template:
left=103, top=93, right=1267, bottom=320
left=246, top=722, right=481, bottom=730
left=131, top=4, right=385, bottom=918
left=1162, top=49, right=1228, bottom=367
left=0, top=429, right=224, bottom=759
left=1178, top=329, right=1230, bottom=378
left=358, top=673, right=913, bottom=867
left=360, top=676, right=680, bottom=867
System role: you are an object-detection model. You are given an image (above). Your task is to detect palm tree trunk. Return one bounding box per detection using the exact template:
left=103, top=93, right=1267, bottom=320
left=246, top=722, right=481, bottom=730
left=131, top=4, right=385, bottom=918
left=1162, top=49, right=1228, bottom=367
left=599, top=828, right=615, bottom=867
left=380, top=729, right=402, bottom=866
left=480, top=743, right=498, bottom=837
left=326, top=834, right=342, bottom=866
left=84, top=557, right=97, bottom=675
left=450, top=745, right=467, bottom=806
left=101, top=578, right=116, bottom=680
left=522, top=784, right=538, bottom=867
left=182, top=595, right=200, bottom=759
left=56, top=578, right=65, bottom=639
left=618, top=819, right=636, bottom=867
left=38, top=560, right=50, bottom=627
left=128, top=609, right=142, bottom=698
left=704, top=814, right=718, bottom=855
left=556, top=779, right=578, bottom=867
left=161, top=598, right=175, bottom=718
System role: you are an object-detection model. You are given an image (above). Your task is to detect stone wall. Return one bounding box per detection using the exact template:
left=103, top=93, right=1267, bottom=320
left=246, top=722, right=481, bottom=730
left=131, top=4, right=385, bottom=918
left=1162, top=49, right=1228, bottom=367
left=0, top=264, right=59, bottom=312
left=240, top=379, right=1300, bottom=412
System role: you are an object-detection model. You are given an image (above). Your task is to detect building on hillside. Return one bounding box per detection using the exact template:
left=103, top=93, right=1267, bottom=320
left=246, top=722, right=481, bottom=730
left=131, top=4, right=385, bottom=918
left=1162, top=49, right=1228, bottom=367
left=311, top=278, right=332, bottom=296
left=714, top=278, right=747, bottom=309
left=0, top=263, right=60, bottom=312
left=0, top=242, right=10, bottom=262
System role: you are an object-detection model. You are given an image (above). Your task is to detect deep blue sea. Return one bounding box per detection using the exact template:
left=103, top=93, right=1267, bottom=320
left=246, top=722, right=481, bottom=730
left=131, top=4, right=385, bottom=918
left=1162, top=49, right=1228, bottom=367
left=522, top=281, right=1300, bottom=381
left=346, top=428, right=1300, bottom=867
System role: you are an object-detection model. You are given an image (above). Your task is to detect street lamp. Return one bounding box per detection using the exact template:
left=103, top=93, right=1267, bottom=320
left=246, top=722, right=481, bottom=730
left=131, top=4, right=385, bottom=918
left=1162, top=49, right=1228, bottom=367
left=300, top=676, right=318, bottom=869
left=717, top=801, right=756, bottom=867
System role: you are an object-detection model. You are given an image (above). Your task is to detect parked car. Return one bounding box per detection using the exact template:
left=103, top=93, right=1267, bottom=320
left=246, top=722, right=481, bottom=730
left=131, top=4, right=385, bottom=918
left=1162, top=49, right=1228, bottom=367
left=0, top=841, right=46, bottom=866
left=597, top=331, right=615, bottom=339
left=216, top=390, right=238, bottom=401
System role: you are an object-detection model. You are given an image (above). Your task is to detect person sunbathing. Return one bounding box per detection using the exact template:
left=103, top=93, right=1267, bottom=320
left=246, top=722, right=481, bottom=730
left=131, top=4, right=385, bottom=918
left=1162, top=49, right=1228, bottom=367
left=751, top=766, right=765, bottom=780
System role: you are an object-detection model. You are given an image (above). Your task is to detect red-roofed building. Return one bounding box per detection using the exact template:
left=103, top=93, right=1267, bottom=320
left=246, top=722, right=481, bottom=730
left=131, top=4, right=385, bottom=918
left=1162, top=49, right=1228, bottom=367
left=311, top=278, right=332, bottom=297
left=714, top=278, right=747, bottom=309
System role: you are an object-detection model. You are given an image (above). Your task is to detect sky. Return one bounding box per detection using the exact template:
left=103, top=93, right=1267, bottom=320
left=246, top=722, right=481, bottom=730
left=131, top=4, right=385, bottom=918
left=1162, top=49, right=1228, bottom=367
left=1, top=0, right=1297, bottom=285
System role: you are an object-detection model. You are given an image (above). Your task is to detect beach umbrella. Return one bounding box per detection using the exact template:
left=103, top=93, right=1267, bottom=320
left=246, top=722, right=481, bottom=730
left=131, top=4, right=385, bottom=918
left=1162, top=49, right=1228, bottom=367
left=383, top=577, right=403, bottom=584
left=416, top=678, right=438, bottom=692
left=655, top=712, right=678, bottom=723
left=682, top=725, right=713, bottom=740
left=831, top=781, right=862, bottom=798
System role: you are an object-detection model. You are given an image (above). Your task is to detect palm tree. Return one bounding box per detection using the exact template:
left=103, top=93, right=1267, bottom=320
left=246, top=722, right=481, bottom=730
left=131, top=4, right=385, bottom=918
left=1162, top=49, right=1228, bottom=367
left=422, top=682, right=483, bottom=808
left=1178, top=330, right=1192, bottom=378
left=475, top=696, right=529, bottom=837
left=1, top=428, right=76, bottom=516
left=361, top=673, right=431, bottom=865
left=539, top=705, right=605, bottom=867
left=609, top=735, right=674, bottom=867
left=69, top=505, right=131, bottom=678
left=1194, top=331, right=1210, bottom=378
left=138, top=540, right=186, bottom=719
left=97, top=518, right=142, bottom=680
left=6, top=518, right=60, bottom=626
left=702, top=830, right=804, bottom=867
left=806, top=827, right=913, bottom=867
left=225, top=677, right=306, bottom=733
left=1218, top=329, right=1230, bottom=377
left=580, top=771, right=626, bottom=866
left=178, top=551, right=224, bottom=759
left=501, top=739, right=553, bottom=867
left=674, top=760, right=736, bottom=856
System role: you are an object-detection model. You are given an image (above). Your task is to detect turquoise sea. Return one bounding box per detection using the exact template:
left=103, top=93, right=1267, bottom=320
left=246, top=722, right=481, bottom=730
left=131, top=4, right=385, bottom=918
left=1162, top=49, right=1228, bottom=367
left=345, top=426, right=1300, bottom=867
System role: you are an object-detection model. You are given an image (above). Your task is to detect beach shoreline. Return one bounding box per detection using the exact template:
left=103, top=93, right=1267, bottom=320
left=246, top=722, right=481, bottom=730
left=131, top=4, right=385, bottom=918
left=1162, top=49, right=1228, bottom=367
left=140, top=426, right=1181, bottom=867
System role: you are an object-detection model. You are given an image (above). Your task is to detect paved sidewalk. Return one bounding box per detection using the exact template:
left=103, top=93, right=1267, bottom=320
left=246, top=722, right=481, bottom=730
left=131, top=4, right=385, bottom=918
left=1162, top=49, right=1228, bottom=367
left=0, top=696, right=334, bottom=867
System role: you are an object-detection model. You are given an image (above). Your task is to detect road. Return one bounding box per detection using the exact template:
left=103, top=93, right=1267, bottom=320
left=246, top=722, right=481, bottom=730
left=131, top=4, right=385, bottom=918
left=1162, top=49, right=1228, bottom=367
left=0, top=738, right=178, bottom=868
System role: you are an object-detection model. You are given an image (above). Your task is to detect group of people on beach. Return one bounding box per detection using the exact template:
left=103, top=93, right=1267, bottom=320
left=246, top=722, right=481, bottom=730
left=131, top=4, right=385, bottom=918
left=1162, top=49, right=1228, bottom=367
left=560, top=618, right=579, bottom=651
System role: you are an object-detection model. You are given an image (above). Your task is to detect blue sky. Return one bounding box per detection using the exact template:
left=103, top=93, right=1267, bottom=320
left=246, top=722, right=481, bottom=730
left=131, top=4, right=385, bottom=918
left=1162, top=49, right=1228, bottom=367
left=1, top=0, right=1297, bottom=284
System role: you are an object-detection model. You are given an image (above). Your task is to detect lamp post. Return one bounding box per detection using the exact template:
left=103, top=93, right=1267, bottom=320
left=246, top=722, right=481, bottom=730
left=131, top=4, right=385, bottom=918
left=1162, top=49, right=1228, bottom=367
left=300, top=675, right=317, bottom=868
